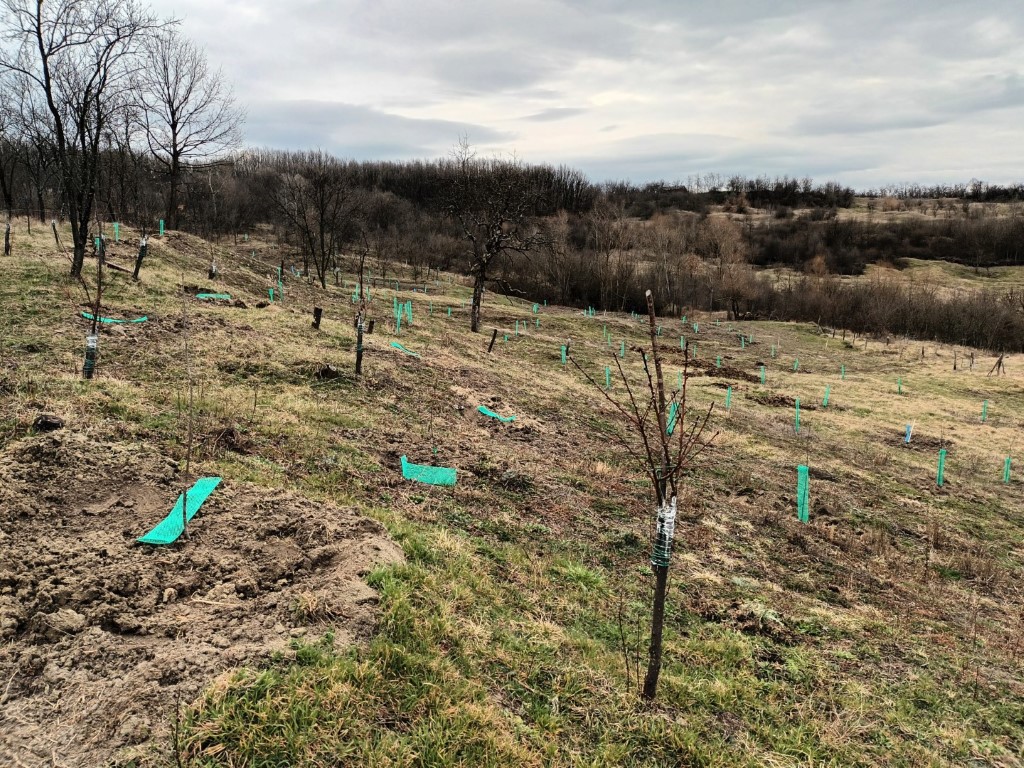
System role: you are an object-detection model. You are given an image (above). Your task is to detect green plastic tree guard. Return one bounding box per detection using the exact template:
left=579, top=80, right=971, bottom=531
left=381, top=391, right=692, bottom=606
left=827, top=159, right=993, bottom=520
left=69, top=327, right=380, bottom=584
left=1004, top=456, right=1012, bottom=484
left=760, top=365, right=766, bottom=385
left=478, top=405, right=515, bottom=422
left=823, top=386, right=830, bottom=408
left=981, top=400, right=988, bottom=423
left=725, top=386, right=732, bottom=411
left=796, top=465, right=809, bottom=523
left=795, top=398, right=801, bottom=434
left=81, top=311, right=147, bottom=324
left=390, top=341, right=419, bottom=357
left=138, top=477, right=222, bottom=545
left=561, top=345, right=567, bottom=365
left=937, top=449, right=947, bottom=487
left=401, top=455, right=456, bottom=486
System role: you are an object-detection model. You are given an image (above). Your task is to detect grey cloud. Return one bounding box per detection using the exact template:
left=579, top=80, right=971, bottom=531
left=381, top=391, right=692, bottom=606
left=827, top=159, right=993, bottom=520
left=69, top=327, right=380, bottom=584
left=521, top=107, right=588, bottom=122
left=567, top=133, right=879, bottom=184
left=151, top=0, right=1024, bottom=188
left=431, top=50, right=558, bottom=95
left=245, top=100, right=512, bottom=159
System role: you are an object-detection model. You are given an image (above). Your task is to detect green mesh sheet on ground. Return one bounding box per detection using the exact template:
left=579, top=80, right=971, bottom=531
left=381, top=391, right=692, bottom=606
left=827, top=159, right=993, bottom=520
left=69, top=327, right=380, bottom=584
left=137, top=477, right=222, bottom=545
left=81, top=311, right=148, bottom=324
left=478, top=405, right=515, bottom=422
left=401, top=455, right=456, bottom=486
left=390, top=342, right=420, bottom=358
left=196, top=293, right=232, bottom=300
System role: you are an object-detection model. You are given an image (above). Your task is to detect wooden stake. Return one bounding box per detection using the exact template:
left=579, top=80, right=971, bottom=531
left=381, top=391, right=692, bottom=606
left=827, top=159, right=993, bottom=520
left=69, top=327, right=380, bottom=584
left=487, top=328, right=498, bottom=353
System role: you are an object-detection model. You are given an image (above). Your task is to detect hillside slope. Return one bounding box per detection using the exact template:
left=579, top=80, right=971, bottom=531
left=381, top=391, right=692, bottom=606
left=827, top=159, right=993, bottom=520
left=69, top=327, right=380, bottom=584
left=1, top=221, right=1022, bottom=767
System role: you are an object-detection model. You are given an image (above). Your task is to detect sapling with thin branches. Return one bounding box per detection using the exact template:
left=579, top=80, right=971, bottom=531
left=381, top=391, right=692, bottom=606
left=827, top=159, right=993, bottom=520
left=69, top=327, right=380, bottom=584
left=571, top=289, right=717, bottom=701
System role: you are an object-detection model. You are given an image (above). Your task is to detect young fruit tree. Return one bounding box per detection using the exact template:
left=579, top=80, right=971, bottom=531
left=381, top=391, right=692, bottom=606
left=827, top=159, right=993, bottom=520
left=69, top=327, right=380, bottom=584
left=572, top=290, right=717, bottom=701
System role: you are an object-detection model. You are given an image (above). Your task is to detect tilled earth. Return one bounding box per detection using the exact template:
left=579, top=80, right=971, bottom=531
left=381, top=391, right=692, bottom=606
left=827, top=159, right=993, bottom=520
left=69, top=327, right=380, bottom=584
left=0, top=431, right=402, bottom=767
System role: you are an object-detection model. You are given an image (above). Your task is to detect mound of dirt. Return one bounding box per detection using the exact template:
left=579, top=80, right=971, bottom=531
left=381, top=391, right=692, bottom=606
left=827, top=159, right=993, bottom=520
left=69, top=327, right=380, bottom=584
left=749, top=392, right=818, bottom=410
left=0, top=431, right=402, bottom=767
left=692, top=360, right=760, bottom=383
left=890, top=431, right=953, bottom=451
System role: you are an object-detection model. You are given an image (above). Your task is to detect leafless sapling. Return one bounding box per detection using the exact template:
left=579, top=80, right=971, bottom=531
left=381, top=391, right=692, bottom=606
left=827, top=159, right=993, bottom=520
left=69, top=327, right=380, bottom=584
left=571, top=289, right=717, bottom=701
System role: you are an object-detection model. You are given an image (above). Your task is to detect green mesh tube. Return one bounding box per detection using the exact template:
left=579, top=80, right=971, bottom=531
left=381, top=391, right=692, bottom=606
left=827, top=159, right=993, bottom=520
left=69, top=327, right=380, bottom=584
left=1004, top=457, right=1012, bottom=484
left=478, top=405, right=515, bottom=423
left=937, top=449, right=947, bottom=487
left=401, top=455, right=456, bottom=486
left=667, top=402, right=679, bottom=435
left=390, top=342, right=420, bottom=357
left=796, top=465, right=809, bottom=523
left=138, top=477, right=222, bottom=545
left=81, top=312, right=148, bottom=324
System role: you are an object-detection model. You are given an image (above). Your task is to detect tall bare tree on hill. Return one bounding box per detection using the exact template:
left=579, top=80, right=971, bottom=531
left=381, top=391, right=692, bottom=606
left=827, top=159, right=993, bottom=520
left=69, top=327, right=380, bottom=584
left=0, top=0, right=166, bottom=276
left=445, top=139, right=549, bottom=332
left=137, top=29, right=243, bottom=231
left=270, top=151, right=362, bottom=289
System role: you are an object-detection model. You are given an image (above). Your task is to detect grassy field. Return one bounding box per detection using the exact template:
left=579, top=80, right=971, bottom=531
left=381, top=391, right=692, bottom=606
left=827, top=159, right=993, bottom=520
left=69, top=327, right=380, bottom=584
left=1, top=221, right=1023, bottom=767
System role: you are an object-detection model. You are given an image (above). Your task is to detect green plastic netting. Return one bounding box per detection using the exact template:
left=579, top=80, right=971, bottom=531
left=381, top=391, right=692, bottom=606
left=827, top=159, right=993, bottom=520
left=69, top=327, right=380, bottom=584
left=137, top=477, right=222, bottom=545
left=390, top=342, right=420, bottom=358
left=401, top=455, right=456, bottom=486
left=196, top=293, right=232, bottom=301
left=81, top=311, right=148, bottom=324
left=796, top=465, right=809, bottom=523
left=478, top=405, right=515, bottom=422
left=666, top=402, right=679, bottom=435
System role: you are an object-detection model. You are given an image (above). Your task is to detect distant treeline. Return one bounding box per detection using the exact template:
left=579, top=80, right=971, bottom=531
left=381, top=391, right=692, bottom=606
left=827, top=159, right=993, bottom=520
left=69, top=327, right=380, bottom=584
left=3, top=140, right=1022, bottom=350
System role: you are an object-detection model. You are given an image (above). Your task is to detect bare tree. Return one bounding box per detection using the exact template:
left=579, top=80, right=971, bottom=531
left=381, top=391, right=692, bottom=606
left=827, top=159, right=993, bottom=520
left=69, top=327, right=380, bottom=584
left=137, top=29, right=243, bottom=231
left=0, top=0, right=166, bottom=276
left=0, top=98, right=19, bottom=214
left=270, top=151, right=361, bottom=289
left=445, top=139, right=549, bottom=332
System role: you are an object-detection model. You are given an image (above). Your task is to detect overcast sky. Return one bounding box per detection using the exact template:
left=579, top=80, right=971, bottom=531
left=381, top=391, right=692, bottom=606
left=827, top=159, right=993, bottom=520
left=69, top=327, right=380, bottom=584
left=149, top=0, right=1024, bottom=189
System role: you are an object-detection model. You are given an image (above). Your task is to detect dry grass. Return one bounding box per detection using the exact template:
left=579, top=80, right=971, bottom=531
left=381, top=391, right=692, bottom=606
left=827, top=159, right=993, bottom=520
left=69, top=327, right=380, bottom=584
left=2, top=217, right=1024, bottom=766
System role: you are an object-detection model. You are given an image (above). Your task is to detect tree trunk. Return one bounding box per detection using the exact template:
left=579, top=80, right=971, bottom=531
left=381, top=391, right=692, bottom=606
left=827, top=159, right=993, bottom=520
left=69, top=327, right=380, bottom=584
left=71, top=241, right=86, bottom=278
left=471, top=272, right=485, bottom=333
left=167, top=157, right=180, bottom=230
left=642, top=563, right=669, bottom=701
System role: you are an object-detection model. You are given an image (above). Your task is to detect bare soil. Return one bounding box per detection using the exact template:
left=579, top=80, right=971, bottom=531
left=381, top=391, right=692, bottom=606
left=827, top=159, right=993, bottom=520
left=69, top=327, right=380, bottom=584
left=0, top=431, right=402, bottom=767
